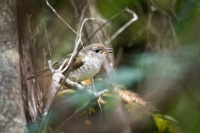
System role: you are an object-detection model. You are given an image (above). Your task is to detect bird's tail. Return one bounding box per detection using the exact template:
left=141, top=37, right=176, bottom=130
left=27, top=68, right=50, bottom=80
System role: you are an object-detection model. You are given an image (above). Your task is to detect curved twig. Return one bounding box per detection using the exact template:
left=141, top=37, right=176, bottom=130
left=110, top=8, right=138, bottom=42
left=61, top=18, right=97, bottom=74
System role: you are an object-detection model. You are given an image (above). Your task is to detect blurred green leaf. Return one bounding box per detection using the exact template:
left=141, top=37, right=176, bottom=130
left=153, top=114, right=181, bottom=133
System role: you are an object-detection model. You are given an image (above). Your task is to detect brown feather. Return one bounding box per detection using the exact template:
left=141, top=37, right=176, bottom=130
left=27, top=53, right=85, bottom=80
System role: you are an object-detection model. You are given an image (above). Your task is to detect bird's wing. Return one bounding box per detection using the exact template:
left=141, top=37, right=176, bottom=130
left=70, top=53, right=85, bottom=70
left=27, top=53, right=85, bottom=80
left=52, top=52, right=85, bottom=70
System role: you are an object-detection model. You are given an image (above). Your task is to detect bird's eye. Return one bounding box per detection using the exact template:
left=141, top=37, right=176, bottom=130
left=94, top=48, right=100, bottom=53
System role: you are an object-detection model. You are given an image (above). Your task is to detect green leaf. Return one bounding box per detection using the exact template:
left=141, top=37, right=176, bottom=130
left=153, top=114, right=182, bottom=133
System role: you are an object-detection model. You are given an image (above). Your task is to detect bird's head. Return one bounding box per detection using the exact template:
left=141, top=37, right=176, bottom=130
left=82, top=43, right=113, bottom=60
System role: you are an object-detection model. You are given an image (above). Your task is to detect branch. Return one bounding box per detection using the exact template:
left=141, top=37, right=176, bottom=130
left=61, top=18, right=97, bottom=75
left=44, top=23, right=52, bottom=57
left=82, top=8, right=138, bottom=45
left=40, top=61, right=65, bottom=133
left=42, top=68, right=64, bottom=115
left=83, top=8, right=126, bottom=45
left=54, top=101, right=90, bottom=132
left=64, top=78, right=108, bottom=97
left=46, top=0, right=77, bottom=35
left=110, top=8, right=138, bottom=42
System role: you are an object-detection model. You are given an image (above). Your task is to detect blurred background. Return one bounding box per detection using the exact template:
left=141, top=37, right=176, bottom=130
left=18, top=0, right=200, bottom=133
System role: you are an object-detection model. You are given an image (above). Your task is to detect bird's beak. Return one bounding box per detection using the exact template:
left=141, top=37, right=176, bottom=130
left=103, top=48, right=113, bottom=54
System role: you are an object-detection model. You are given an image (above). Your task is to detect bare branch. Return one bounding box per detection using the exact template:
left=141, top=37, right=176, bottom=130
left=42, top=48, right=47, bottom=66
left=110, top=8, right=138, bottom=42
left=81, top=8, right=137, bottom=45
left=83, top=9, right=126, bottom=45
left=64, top=79, right=85, bottom=90
left=61, top=18, right=97, bottom=74
left=54, top=101, right=90, bottom=132
left=64, top=78, right=108, bottom=97
left=41, top=61, right=65, bottom=132
left=44, top=23, right=51, bottom=57
left=48, top=60, right=54, bottom=73
left=43, top=61, right=65, bottom=117
left=97, top=99, right=103, bottom=126
left=46, top=0, right=77, bottom=35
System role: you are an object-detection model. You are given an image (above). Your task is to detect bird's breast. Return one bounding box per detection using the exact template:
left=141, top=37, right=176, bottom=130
left=68, top=60, right=102, bottom=82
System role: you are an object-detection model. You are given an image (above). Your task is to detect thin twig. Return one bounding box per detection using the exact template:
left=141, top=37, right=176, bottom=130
left=97, top=99, right=103, bottom=126
left=75, top=3, right=88, bottom=47
left=92, top=20, right=110, bottom=45
left=42, top=48, right=47, bottom=67
left=44, top=23, right=52, bottom=57
left=54, top=101, right=90, bottom=132
left=135, top=1, right=147, bottom=26
left=69, top=0, right=79, bottom=18
left=91, top=78, right=96, bottom=91
left=47, top=126, right=53, bottom=133
left=61, top=18, right=97, bottom=74
left=64, top=79, right=85, bottom=90
left=110, top=8, right=138, bottom=42
left=64, top=78, right=108, bottom=97
left=46, top=0, right=77, bottom=35
left=59, top=34, right=81, bottom=73
left=76, top=18, right=97, bottom=44
left=48, top=60, right=54, bottom=73
left=83, top=9, right=126, bottom=45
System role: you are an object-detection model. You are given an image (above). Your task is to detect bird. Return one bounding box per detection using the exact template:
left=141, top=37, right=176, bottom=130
left=27, top=43, right=113, bottom=82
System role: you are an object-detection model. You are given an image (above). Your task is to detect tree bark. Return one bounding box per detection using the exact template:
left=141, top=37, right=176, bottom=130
left=0, top=0, right=27, bottom=132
